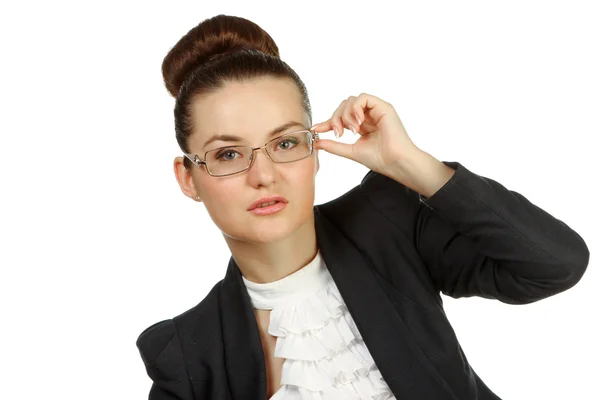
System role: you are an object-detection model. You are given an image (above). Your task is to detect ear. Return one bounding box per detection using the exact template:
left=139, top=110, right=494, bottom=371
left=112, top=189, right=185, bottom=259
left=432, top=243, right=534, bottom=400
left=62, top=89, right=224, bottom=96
left=174, top=156, right=202, bottom=202
left=314, top=149, right=320, bottom=174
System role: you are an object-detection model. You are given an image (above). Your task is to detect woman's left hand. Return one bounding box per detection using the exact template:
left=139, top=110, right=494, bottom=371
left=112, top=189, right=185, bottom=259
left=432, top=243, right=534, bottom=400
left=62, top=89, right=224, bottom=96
left=311, top=93, right=423, bottom=177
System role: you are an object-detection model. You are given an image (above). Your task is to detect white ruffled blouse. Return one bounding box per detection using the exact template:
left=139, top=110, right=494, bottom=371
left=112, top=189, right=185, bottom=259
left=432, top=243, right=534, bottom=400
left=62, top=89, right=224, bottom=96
left=242, top=251, right=397, bottom=400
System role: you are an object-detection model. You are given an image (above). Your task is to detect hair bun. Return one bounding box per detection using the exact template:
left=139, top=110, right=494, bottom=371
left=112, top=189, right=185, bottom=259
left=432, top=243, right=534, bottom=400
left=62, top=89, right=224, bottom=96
left=162, top=14, right=280, bottom=97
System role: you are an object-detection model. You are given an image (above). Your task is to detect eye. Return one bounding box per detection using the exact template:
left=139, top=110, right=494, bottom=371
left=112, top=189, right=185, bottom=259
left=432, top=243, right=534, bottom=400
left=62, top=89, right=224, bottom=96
left=215, top=149, right=242, bottom=161
left=276, top=137, right=299, bottom=150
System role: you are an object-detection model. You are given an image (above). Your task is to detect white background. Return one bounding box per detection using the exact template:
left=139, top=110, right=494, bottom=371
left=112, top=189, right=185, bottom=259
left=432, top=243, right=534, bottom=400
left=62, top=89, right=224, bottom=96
left=1, top=1, right=598, bottom=399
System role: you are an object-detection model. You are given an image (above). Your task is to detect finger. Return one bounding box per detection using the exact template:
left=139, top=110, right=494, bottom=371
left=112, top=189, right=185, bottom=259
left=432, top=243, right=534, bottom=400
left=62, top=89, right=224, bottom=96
left=314, top=139, right=356, bottom=161
left=311, top=119, right=343, bottom=138
left=348, top=98, right=365, bottom=131
left=341, top=114, right=359, bottom=135
left=311, top=120, right=334, bottom=133
left=311, top=100, right=347, bottom=138
left=354, top=93, right=391, bottom=125
left=330, top=99, right=348, bottom=138
left=341, top=98, right=362, bottom=135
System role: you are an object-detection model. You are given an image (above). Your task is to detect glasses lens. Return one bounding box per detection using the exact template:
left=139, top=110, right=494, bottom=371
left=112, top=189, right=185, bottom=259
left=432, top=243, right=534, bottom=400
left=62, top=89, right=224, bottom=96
left=267, top=131, right=312, bottom=162
left=205, top=146, right=253, bottom=176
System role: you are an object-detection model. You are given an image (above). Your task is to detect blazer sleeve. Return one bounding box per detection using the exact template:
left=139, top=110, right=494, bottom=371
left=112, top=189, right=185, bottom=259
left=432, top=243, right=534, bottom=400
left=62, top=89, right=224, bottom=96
left=361, top=161, right=590, bottom=304
left=136, top=319, right=193, bottom=400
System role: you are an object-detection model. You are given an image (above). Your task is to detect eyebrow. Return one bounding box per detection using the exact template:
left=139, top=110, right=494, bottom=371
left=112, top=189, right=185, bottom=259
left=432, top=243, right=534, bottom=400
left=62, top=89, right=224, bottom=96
left=202, top=121, right=306, bottom=149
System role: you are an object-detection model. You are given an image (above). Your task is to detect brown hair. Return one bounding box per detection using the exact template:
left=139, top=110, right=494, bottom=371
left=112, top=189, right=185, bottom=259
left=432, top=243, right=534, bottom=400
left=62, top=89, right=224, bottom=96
left=162, top=14, right=312, bottom=169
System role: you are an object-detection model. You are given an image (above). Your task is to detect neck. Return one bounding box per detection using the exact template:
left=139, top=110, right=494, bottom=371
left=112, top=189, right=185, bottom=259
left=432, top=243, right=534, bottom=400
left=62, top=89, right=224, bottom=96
left=224, top=214, right=318, bottom=284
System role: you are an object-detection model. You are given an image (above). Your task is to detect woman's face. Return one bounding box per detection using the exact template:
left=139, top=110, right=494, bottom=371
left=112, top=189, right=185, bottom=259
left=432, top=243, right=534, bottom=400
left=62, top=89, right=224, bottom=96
left=178, top=77, right=319, bottom=244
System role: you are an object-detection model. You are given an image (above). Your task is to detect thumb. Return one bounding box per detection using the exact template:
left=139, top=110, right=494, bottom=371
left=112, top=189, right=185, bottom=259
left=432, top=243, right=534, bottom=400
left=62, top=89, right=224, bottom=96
left=315, top=139, right=356, bottom=161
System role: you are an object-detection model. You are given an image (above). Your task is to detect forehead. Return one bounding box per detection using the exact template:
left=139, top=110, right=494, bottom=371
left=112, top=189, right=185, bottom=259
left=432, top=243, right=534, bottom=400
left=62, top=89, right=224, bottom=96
left=188, top=77, right=307, bottom=148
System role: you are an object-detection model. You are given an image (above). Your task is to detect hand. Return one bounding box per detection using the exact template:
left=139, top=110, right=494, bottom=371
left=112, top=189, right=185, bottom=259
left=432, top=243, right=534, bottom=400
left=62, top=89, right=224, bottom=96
left=311, top=93, right=423, bottom=177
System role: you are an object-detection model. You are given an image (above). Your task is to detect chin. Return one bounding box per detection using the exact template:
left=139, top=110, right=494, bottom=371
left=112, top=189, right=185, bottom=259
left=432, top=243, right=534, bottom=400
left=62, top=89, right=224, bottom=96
left=224, top=208, right=311, bottom=244
left=222, top=225, right=288, bottom=244
left=246, top=219, right=297, bottom=244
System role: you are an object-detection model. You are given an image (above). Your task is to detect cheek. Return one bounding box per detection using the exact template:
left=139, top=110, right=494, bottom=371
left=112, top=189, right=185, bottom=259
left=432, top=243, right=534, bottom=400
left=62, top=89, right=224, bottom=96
left=203, top=182, right=239, bottom=208
left=289, top=159, right=317, bottom=201
left=200, top=183, right=245, bottom=234
left=193, top=175, right=237, bottom=210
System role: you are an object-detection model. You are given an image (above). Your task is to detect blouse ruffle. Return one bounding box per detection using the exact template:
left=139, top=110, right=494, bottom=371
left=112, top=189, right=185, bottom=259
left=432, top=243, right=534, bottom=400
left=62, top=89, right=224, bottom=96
left=243, top=252, right=396, bottom=400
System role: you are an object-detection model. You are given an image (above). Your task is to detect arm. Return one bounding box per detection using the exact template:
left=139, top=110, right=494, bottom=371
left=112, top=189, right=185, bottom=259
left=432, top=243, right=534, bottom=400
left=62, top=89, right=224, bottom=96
left=363, top=155, right=590, bottom=304
left=311, top=92, right=589, bottom=304
left=136, top=319, right=193, bottom=400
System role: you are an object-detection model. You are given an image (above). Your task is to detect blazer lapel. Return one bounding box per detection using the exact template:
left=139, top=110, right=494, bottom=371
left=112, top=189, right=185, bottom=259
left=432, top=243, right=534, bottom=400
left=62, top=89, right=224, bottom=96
left=314, top=208, right=458, bottom=399
left=217, top=207, right=456, bottom=399
left=219, top=257, right=267, bottom=400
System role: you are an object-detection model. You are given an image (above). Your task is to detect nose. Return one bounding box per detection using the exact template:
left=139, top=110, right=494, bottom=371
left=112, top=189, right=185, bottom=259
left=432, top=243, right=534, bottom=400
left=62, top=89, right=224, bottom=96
left=246, top=147, right=276, bottom=188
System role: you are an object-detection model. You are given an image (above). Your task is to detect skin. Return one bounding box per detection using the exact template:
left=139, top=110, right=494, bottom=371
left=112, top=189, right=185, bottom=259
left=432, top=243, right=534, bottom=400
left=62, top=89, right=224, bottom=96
left=173, top=76, right=320, bottom=284
left=172, top=78, right=456, bottom=397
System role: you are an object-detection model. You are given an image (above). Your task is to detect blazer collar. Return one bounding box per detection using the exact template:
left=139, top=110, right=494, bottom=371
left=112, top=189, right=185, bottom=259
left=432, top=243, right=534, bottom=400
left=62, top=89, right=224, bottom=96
left=218, top=207, right=455, bottom=399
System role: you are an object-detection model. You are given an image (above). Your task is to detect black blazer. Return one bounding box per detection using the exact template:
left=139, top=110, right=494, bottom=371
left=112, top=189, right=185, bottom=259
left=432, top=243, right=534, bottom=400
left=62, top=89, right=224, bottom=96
left=136, top=161, right=589, bottom=400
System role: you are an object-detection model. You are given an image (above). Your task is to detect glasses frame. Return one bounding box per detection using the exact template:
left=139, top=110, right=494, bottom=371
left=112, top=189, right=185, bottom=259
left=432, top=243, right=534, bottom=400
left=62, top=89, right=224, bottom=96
left=183, top=128, right=320, bottom=177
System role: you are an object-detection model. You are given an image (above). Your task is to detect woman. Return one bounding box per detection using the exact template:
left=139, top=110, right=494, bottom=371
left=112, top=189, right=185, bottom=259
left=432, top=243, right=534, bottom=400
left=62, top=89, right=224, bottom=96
left=136, top=14, right=589, bottom=400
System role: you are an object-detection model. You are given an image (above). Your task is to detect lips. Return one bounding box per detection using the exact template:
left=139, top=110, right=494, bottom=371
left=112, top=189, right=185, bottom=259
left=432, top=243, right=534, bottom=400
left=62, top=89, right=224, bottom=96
left=247, top=196, right=288, bottom=211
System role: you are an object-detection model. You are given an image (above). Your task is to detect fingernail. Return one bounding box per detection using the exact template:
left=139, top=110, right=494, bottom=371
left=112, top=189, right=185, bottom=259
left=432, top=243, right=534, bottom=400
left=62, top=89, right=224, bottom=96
left=354, top=114, right=361, bottom=126
left=349, top=125, right=357, bottom=134
left=334, top=127, right=340, bottom=138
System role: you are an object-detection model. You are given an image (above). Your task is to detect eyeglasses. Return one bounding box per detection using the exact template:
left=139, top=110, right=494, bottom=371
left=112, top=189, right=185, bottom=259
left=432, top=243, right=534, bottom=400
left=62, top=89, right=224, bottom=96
left=183, top=129, right=320, bottom=177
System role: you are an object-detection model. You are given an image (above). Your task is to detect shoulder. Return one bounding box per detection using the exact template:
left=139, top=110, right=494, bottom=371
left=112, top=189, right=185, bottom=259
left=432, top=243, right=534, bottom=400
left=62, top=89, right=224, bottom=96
left=174, top=280, right=223, bottom=327
left=316, top=169, right=420, bottom=226
left=136, top=280, right=223, bottom=366
left=136, top=318, right=176, bottom=366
